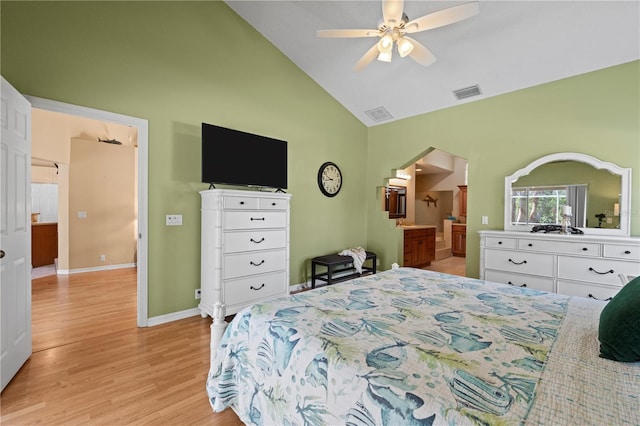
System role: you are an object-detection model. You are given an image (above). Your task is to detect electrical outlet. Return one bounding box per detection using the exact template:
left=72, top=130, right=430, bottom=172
left=481, top=216, right=489, bottom=225
left=166, top=214, right=183, bottom=226
left=99, top=254, right=106, bottom=262
left=195, top=289, right=201, bottom=299
left=78, top=211, right=87, bottom=219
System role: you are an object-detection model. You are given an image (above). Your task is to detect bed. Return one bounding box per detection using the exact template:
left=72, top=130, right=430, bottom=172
left=206, top=267, right=640, bottom=425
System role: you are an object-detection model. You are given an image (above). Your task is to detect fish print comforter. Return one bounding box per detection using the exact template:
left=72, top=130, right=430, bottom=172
left=207, top=267, right=570, bottom=425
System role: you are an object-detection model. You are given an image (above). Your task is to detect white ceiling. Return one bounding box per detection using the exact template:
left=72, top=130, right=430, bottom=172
left=226, top=1, right=640, bottom=127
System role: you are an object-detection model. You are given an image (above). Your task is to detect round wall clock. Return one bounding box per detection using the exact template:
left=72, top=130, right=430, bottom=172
left=317, top=161, right=342, bottom=197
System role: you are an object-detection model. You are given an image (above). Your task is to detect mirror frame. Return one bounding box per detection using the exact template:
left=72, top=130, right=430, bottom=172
left=504, top=152, right=632, bottom=236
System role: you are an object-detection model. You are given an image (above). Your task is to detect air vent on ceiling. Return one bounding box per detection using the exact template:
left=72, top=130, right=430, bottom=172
left=453, top=84, right=482, bottom=100
left=365, top=106, right=393, bottom=122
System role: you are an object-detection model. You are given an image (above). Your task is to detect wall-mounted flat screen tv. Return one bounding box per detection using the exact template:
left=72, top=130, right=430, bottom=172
left=202, top=123, right=287, bottom=190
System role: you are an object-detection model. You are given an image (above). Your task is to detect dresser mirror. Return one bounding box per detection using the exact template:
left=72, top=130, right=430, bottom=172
left=504, top=152, right=631, bottom=236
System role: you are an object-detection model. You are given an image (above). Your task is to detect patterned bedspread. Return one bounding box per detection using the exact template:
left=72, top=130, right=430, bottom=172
left=206, top=268, right=639, bottom=425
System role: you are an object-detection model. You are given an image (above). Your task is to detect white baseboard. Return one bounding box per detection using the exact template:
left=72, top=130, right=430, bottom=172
left=57, top=262, right=136, bottom=275
left=145, top=281, right=318, bottom=328
left=290, top=281, right=312, bottom=292
left=147, top=307, right=202, bottom=327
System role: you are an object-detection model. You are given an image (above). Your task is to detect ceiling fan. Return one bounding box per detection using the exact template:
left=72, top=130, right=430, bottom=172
left=318, top=0, right=479, bottom=72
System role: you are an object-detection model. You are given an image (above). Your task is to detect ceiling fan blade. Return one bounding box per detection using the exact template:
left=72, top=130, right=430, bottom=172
left=354, top=43, right=380, bottom=72
left=317, top=29, right=380, bottom=38
left=382, top=0, right=404, bottom=27
left=405, top=2, right=479, bottom=34
left=405, top=37, right=436, bottom=67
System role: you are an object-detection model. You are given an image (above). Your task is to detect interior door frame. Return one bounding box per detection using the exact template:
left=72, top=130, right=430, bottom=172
left=26, top=96, right=149, bottom=327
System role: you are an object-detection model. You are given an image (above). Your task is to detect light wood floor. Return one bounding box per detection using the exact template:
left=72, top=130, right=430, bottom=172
left=0, top=268, right=241, bottom=425
left=422, top=255, right=466, bottom=276
left=2, top=259, right=465, bottom=425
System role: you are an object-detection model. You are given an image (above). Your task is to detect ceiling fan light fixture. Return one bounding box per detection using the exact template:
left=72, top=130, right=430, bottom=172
left=397, top=37, right=414, bottom=57
left=377, top=50, right=392, bottom=62
left=377, top=34, right=393, bottom=53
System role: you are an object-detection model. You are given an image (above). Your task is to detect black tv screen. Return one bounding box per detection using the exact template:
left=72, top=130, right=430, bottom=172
left=202, top=123, right=287, bottom=189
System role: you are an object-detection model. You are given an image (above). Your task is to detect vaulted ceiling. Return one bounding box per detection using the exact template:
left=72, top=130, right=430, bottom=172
left=226, top=1, right=640, bottom=126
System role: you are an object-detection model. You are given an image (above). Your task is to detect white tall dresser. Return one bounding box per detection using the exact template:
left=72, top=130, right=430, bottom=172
left=199, top=189, right=292, bottom=320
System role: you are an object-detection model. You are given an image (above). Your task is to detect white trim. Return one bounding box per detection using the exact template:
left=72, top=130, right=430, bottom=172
left=289, top=282, right=310, bottom=292
left=25, top=96, right=149, bottom=327
left=147, top=308, right=201, bottom=327
left=57, top=263, right=136, bottom=275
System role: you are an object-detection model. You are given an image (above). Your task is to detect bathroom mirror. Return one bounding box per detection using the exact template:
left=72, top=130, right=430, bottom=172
left=504, top=152, right=631, bottom=236
left=384, top=186, right=407, bottom=219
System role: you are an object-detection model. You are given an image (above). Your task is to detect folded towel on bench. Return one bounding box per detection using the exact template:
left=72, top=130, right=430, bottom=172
left=338, top=246, right=367, bottom=274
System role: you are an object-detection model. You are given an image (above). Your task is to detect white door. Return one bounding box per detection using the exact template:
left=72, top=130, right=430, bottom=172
left=1, top=76, right=32, bottom=391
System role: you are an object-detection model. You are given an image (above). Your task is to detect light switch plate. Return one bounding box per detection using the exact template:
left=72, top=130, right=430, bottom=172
left=166, top=214, right=183, bottom=226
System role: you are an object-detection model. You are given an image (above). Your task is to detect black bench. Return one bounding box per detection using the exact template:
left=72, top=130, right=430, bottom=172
left=311, top=251, right=377, bottom=289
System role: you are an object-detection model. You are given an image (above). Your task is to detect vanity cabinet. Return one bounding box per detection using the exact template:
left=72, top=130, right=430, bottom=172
left=404, top=227, right=435, bottom=267
left=32, top=222, right=58, bottom=267
left=452, top=224, right=466, bottom=257
left=479, top=230, right=640, bottom=299
left=199, top=189, right=291, bottom=318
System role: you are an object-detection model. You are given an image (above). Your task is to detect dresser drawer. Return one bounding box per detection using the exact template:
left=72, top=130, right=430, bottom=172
left=518, top=239, right=600, bottom=257
left=484, top=249, right=554, bottom=277
left=485, top=270, right=554, bottom=293
left=224, top=229, right=287, bottom=254
left=224, top=271, right=287, bottom=307
left=602, top=244, right=640, bottom=261
left=484, top=237, right=517, bottom=249
left=557, top=256, right=639, bottom=286
left=223, top=196, right=259, bottom=210
left=557, top=280, right=620, bottom=301
left=224, top=211, right=286, bottom=230
left=259, top=198, right=288, bottom=210
left=224, top=249, right=286, bottom=279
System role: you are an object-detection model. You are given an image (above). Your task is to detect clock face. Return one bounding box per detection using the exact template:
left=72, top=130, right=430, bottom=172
left=318, top=162, right=342, bottom=197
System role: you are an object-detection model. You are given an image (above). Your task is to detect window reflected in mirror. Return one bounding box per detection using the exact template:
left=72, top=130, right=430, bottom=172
left=511, top=184, right=587, bottom=227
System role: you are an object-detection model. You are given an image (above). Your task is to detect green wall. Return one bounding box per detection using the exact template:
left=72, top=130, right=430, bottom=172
left=1, top=1, right=368, bottom=317
left=2, top=2, right=638, bottom=317
left=366, top=60, right=640, bottom=278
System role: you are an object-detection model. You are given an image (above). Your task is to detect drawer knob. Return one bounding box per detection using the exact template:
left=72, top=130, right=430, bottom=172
left=250, top=260, right=265, bottom=266
left=240, top=201, right=245, bottom=205
left=272, top=202, right=276, bottom=206
left=251, top=217, right=265, bottom=221
left=588, top=294, right=613, bottom=302
left=624, top=250, right=631, bottom=254
left=528, top=243, right=533, bottom=247
left=250, top=238, right=265, bottom=244
left=508, top=258, right=527, bottom=265
left=582, top=247, right=588, bottom=251
left=250, top=283, right=265, bottom=291
left=588, top=267, right=614, bottom=275
left=498, top=241, right=503, bottom=245
left=507, top=281, right=527, bottom=288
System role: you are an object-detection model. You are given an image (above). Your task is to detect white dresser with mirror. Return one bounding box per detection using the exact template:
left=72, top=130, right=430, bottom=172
left=480, top=152, right=640, bottom=300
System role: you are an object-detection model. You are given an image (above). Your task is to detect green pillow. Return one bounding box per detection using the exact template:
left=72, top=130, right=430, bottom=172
left=598, top=275, right=640, bottom=362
